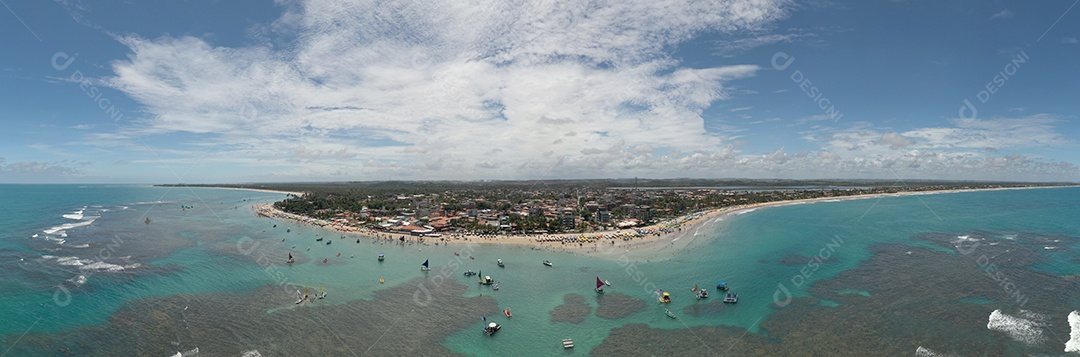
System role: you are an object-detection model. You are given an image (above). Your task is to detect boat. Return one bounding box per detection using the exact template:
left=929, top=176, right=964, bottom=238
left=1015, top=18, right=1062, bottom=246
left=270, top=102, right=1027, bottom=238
left=665, top=309, right=676, bottom=319
left=484, top=322, right=501, bottom=335
left=378, top=252, right=385, bottom=261
left=504, top=309, right=512, bottom=318
left=716, top=282, right=729, bottom=291
left=658, top=291, right=671, bottom=303
left=605, top=280, right=611, bottom=286
left=316, top=285, right=327, bottom=299
left=286, top=253, right=295, bottom=264
left=497, top=259, right=504, bottom=267
left=316, top=237, right=323, bottom=241
left=463, top=270, right=477, bottom=276
left=478, top=271, right=494, bottom=285
left=691, top=284, right=698, bottom=293
left=543, top=260, right=553, bottom=267
left=723, top=292, right=738, bottom=303
left=698, top=288, right=709, bottom=298
left=325, top=240, right=331, bottom=245
left=379, top=278, right=385, bottom=283
left=294, top=289, right=305, bottom=304
left=145, top=217, right=151, bottom=225
left=562, top=339, right=574, bottom=349
left=595, top=276, right=605, bottom=294
left=492, top=283, right=500, bottom=290
left=421, top=259, right=431, bottom=271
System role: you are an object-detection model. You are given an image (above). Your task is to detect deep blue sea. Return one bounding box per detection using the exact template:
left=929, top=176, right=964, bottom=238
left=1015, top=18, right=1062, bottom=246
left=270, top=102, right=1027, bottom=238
left=0, top=185, right=1078, bottom=356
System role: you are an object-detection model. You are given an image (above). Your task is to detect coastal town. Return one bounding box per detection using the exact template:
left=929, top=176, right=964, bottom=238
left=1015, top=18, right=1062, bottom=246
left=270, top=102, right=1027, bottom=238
left=239, top=180, right=1054, bottom=238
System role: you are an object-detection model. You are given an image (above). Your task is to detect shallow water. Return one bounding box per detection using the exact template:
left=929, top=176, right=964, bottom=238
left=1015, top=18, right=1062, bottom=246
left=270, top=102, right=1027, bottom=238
left=0, top=185, right=1077, bottom=355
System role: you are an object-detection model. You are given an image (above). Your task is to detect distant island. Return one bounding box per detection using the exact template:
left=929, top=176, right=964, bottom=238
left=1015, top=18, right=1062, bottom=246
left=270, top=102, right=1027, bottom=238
left=158, top=179, right=1072, bottom=236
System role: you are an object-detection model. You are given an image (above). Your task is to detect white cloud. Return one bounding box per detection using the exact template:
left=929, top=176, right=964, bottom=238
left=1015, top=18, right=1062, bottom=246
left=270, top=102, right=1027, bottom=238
left=990, top=10, right=1013, bottom=20
left=101, top=0, right=791, bottom=180
left=1062, top=37, right=1079, bottom=44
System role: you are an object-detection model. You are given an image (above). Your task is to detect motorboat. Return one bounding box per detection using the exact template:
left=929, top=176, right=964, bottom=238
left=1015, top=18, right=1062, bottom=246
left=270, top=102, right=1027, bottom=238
left=479, top=275, right=494, bottom=285
left=378, top=252, right=385, bottom=261
left=463, top=270, right=477, bottom=276
left=659, top=291, right=671, bottom=303
left=724, top=292, right=738, bottom=303
left=497, top=259, right=504, bottom=267
left=543, top=260, right=553, bottom=267
left=698, top=288, right=709, bottom=298
left=562, top=339, right=574, bottom=349
left=504, top=309, right=512, bottom=318
left=665, top=309, right=676, bottom=319
left=484, top=322, right=501, bottom=335
left=492, top=283, right=500, bottom=290
left=716, top=282, right=729, bottom=291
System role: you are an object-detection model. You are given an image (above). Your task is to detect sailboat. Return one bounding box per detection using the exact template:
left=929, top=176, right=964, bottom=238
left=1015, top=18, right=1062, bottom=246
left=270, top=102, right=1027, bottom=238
left=595, top=276, right=605, bottom=294
left=286, top=252, right=295, bottom=264
left=317, top=285, right=327, bottom=299
left=421, top=259, right=431, bottom=271
left=295, top=287, right=308, bottom=304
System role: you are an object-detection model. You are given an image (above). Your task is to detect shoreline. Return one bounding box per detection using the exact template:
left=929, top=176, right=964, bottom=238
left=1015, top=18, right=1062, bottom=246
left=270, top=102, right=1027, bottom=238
left=250, top=185, right=1070, bottom=261
left=190, top=186, right=306, bottom=197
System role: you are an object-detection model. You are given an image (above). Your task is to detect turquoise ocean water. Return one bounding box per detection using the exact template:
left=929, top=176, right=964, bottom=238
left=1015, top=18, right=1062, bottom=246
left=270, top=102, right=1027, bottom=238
left=0, top=185, right=1078, bottom=356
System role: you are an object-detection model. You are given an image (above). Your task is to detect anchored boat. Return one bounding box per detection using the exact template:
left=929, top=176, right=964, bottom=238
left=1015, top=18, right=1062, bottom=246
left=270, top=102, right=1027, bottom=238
left=543, top=260, right=553, bottom=267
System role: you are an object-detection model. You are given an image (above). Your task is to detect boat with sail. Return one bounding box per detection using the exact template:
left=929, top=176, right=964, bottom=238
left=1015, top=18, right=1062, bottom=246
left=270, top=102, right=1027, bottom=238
left=316, top=285, right=327, bottom=299
left=286, top=252, right=295, bottom=264
left=595, top=276, right=605, bottom=294
left=295, top=287, right=308, bottom=304
left=421, top=259, right=431, bottom=271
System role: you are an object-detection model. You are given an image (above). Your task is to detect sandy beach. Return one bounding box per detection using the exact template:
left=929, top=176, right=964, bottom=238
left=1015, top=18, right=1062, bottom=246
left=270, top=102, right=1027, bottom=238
left=251, top=185, right=1063, bottom=261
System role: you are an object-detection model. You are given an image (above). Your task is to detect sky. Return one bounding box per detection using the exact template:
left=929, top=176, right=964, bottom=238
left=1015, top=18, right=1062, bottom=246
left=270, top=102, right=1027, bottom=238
left=1, top=0, right=1078, bottom=183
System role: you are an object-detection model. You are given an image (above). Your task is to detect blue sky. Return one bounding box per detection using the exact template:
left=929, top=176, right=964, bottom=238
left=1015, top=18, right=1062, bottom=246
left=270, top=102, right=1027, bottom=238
left=1, top=0, right=1078, bottom=183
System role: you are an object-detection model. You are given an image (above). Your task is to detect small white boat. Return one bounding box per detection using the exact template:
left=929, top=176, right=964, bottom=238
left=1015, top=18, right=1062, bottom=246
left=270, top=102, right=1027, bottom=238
left=543, top=260, right=553, bottom=267
left=562, top=338, right=574, bottom=348
left=492, top=283, right=500, bottom=291
left=605, top=280, right=611, bottom=286
left=497, top=259, right=504, bottom=267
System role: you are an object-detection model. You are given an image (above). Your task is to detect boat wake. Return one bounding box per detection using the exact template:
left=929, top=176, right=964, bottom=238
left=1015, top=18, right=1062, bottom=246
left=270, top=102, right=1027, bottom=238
left=986, top=309, right=1048, bottom=346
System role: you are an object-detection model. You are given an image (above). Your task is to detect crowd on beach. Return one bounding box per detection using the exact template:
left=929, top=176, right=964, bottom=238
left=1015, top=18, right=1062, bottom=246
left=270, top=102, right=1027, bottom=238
left=254, top=203, right=714, bottom=248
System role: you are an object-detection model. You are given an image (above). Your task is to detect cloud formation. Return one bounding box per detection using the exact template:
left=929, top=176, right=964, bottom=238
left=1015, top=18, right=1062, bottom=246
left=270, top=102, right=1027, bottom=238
left=91, top=0, right=1076, bottom=182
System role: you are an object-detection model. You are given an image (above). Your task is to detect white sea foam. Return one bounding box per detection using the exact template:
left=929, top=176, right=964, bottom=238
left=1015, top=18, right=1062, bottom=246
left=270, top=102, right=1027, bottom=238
left=987, top=309, right=1048, bottom=346
left=43, top=219, right=95, bottom=235
left=56, top=256, right=85, bottom=266
left=79, top=261, right=140, bottom=272
left=736, top=208, right=757, bottom=215
left=239, top=350, right=262, bottom=357
left=31, top=234, right=38, bottom=238
left=1066, top=311, right=1080, bottom=353
left=69, top=243, right=90, bottom=248
left=69, top=275, right=87, bottom=286
left=915, top=346, right=955, bottom=356
left=63, top=206, right=86, bottom=220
